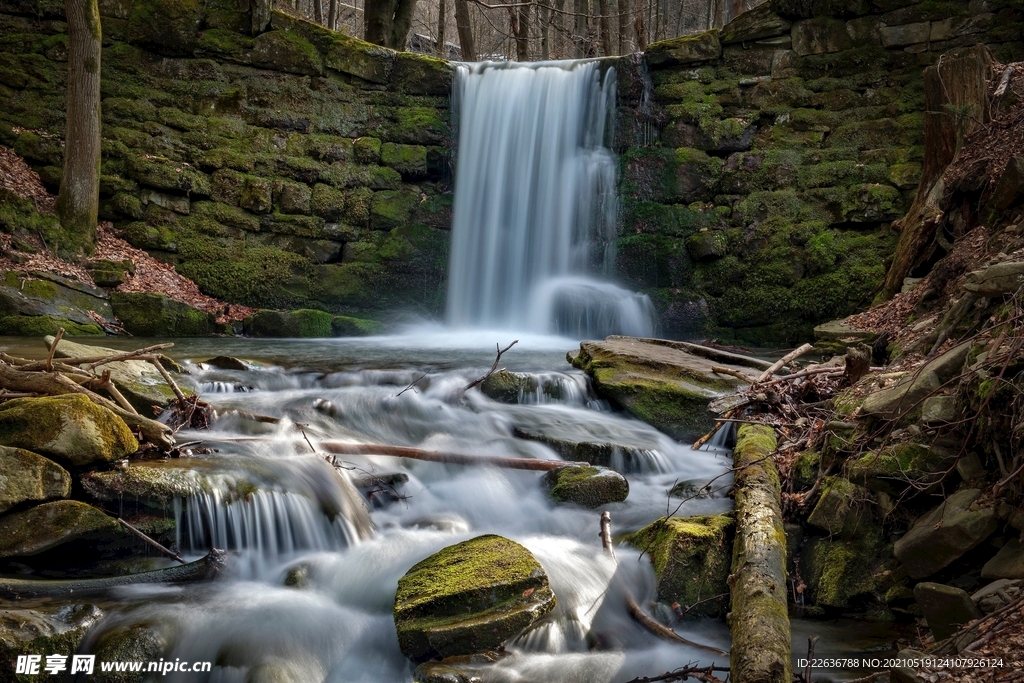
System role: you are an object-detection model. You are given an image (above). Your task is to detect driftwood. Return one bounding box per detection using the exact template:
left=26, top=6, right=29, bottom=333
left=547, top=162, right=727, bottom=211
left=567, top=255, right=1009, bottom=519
left=118, top=518, right=185, bottom=564
left=0, top=362, right=174, bottom=448
left=711, top=366, right=753, bottom=382
left=730, top=424, right=790, bottom=683
left=463, top=340, right=519, bottom=392
left=17, top=343, right=175, bottom=372
left=0, top=549, right=225, bottom=599
left=755, top=343, right=813, bottom=383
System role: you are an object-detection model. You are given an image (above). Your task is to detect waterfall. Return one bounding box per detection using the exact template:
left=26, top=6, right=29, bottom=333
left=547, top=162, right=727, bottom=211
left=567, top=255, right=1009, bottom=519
left=446, top=60, right=657, bottom=339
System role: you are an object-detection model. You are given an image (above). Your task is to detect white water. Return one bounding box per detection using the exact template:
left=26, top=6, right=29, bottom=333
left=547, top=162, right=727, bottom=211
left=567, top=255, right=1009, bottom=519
left=446, top=61, right=657, bottom=338
left=65, top=339, right=734, bottom=682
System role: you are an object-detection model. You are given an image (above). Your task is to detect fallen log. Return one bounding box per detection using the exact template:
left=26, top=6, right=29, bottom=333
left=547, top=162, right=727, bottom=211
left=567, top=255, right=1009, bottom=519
left=756, top=343, right=813, bottom=383
left=0, top=549, right=225, bottom=599
left=730, top=424, right=790, bottom=683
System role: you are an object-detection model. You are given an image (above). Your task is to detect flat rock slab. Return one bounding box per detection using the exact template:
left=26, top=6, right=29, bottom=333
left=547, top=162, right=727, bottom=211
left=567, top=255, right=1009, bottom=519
left=394, top=535, right=555, bottom=663
left=982, top=539, right=1024, bottom=580
left=0, top=501, right=122, bottom=558
left=813, top=318, right=878, bottom=342
left=568, top=336, right=758, bottom=440
left=45, top=336, right=182, bottom=411
left=914, top=582, right=981, bottom=641
left=0, top=446, right=70, bottom=514
left=894, top=489, right=999, bottom=579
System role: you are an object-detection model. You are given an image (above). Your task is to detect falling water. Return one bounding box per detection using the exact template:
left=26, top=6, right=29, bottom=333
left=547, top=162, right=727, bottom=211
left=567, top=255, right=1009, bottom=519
left=446, top=61, right=657, bottom=338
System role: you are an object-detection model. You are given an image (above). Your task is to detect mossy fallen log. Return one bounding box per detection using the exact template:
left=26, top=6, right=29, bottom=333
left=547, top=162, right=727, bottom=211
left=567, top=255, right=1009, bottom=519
left=729, top=424, right=790, bottom=683
left=0, top=549, right=225, bottom=599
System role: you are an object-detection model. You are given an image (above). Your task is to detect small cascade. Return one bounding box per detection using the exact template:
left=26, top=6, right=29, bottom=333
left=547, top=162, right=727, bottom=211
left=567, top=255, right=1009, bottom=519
left=446, top=60, right=657, bottom=338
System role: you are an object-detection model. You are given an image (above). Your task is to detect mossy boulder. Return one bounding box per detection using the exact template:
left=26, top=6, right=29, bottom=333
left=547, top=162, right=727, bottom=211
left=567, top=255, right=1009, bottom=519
left=251, top=30, right=324, bottom=77
left=645, top=30, right=723, bottom=68
left=0, top=395, right=138, bottom=467
left=0, top=604, right=104, bottom=683
left=568, top=337, right=755, bottom=440
left=628, top=515, right=733, bottom=618
left=806, top=476, right=877, bottom=538
left=88, top=622, right=171, bottom=683
left=87, top=259, right=135, bottom=288
left=0, top=446, right=70, bottom=513
left=0, top=315, right=104, bottom=336
left=0, top=501, right=122, bottom=558
left=47, top=336, right=183, bottom=411
left=243, top=309, right=334, bottom=337
left=802, top=531, right=894, bottom=609
left=0, top=271, right=114, bottom=331
left=126, top=0, right=204, bottom=56
left=330, top=315, right=382, bottom=337
left=541, top=465, right=629, bottom=508
left=393, top=535, right=556, bottom=663
left=479, top=370, right=534, bottom=403
left=80, top=462, right=209, bottom=510
left=110, top=292, right=218, bottom=337
left=845, top=443, right=956, bottom=495
left=894, top=488, right=999, bottom=579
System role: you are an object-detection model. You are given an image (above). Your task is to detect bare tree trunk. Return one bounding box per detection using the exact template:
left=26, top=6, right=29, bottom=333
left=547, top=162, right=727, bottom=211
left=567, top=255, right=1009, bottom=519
left=328, top=0, right=338, bottom=29
left=365, top=0, right=417, bottom=49
left=617, top=0, right=629, bottom=54
left=553, top=0, right=565, bottom=58
left=633, top=0, right=645, bottom=50
left=390, top=0, right=417, bottom=48
left=539, top=0, right=550, bottom=60
left=454, top=0, right=476, bottom=60
left=509, top=3, right=529, bottom=61
left=437, top=0, right=446, bottom=56
left=56, top=0, right=101, bottom=257
left=597, top=0, right=612, bottom=55
left=573, top=0, right=586, bottom=57
left=314, top=0, right=323, bottom=24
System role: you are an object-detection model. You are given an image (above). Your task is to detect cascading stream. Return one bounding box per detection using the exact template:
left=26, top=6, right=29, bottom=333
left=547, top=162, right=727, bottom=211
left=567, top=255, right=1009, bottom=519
left=446, top=61, right=657, bottom=338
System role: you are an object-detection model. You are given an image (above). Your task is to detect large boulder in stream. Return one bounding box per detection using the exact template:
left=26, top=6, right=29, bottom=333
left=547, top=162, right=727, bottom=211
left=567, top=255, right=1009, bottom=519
left=628, top=515, right=733, bottom=617
left=542, top=464, right=628, bottom=508
left=0, top=446, right=71, bottom=513
left=0, top=604, right=104, bottom=681
left=393, top=535, right=556, bottom=662
left=568, top=337, right=760, bottom=439
left=0, top=395, right=138, bottom=466
left=45, top=336, right=185, bottom=412
left=0, top=501, right=122, bottom=558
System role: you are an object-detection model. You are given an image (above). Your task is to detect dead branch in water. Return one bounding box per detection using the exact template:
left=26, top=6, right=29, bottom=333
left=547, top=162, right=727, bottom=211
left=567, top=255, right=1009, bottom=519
left=756, top=343, right=814, bottom=383
left=44, top=327, right=64, bottom=372
left=117, top=518, right=186, bottom=564
left=463, top=340, right=519, bottom=392
left=622, top=664, right=730, bottom=683
left=710, top=365, right=753, bottom=382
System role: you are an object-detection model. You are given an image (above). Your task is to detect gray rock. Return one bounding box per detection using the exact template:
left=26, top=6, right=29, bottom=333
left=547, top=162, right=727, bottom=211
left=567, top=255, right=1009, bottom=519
left=956, top=453, right=986, bottom=482
left=890, top=648, right=928, bottom=683
left=879, top=22, right=931, bottom=47
left=921, top=396, right=958, bottom=424
left=914, top=582, right=982, bottom=641
left=0, top=271, right=113, bottom=329
left=894, top=489, right=999, bottom=579
left=542, top=465, right=628, bottom=508
left=720, top=3, right=791, bottom=44
left=792, top=17, right=852, bottom=55
left=0, top=446, right=70, bottom=514
left=0, top=604, right=104, bottom=674
left=861, top=370, right=940, bottom=418
left=982, top=540, right=1024, bottom=580
left=645, top=30, right=722, bottom=68
left=813, top=318, right=877, bottom=342
left=806, top=476, right=876, bottom=539
left=203, top=356, right=251, bottom=371
left=986, top=157, right=1024, bottom=213
left=0, top=501, right=123, bottom=558
left=963, top=261, right=1024, bottom=296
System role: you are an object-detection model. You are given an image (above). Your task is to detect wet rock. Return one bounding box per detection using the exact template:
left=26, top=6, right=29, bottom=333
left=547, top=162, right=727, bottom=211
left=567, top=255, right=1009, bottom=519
left=0, top=446, right=71, bottom=513
left=47, top=336, right=183, bottom=411
left=914, top=582, right=982, bottom=641
left=628, top=515, right=733, bottom=618
left=963, top=260, right=1024, bottom=296
left=243, top=309, right=334, bottom=338
left=330, top=315, right=382, bottom=337
left=479, top=370, right=534, bottom=403
left=644, top=30, right=722, bottom=68
left=413, top=653, right=501, bottom=683
left=669, top=480, right=712, bottom=499
left=89, top=622, right=171, bottom=683
left=812, top=318, right=878, bottom=343
left=110, top=292, right=219, bottom=337
left=512, top=426, right=658, bottom=472
left=982, top=539, right=1024, bottom=580
left=283, top=564, right=310, bottom=589
left=203, top=355, right=251, bottom=371
left=894, top=489, right=999, bottom=579
left=806, top=476, right=876, bottom=538
left=0, top=604, right=104, bottom=680
left=80, top=462, right=208, bottom=509
left=393, top=535, right=556, bottom=663
left=541, top=465, right=628, bottom=508
left=0, top=271, right=110, bottom=336
left=0, top=501, right=122, bottom=558
left=568, top=336, right=757, bottom=440
left=802, top=530, right=893, bottom=609
left=0, top=395, right=138, bottom=466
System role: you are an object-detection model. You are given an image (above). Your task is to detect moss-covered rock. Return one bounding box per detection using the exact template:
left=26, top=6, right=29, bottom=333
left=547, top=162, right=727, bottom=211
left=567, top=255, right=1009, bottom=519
left=802, top=532, right=895, bottom=609
left=330, top=314, right=382, bottom=336
left=394, top=535, right=555, bottom=663
left=806, top=476, right=877, bottom=538
left=894, top=488, right=999, bottom=579
left=0, top=271, right=114, bottom=330
left=845, top=442, right=955, bottom=495
left=243, top=308, right=334, bottom=337
left=0, top=395, right=138, bottom=467
left=628, top=515, right=733, bottom=617
left=47, top=336, right=183, bottom=411
left=110, top=292, right=219, bottom=337
left=646, top=30, right=723, bottom=68
left=0, top=604, right=104, bottom=683
left=0, top=501, right=122, bottom=558
left=80, top=462, right=208, bottom=509
left=0, top=315, right=105, bottom=336
left=88, top=622, right=171, bottom=683
left=126, top=0, right=204, bottom=56
left=541, top=464, right=628, bottom=508
left=0, top=446, right=70, bottom=514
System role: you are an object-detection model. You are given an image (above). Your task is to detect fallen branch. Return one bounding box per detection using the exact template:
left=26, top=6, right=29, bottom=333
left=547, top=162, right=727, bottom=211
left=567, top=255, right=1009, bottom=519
left=215, top=409, right=281, bottom=424
left=600, top=510, right=615, bottom=560
left=118, top=518, right=186, bottom=564
left=463, top=340, right=518, bottom=392
left=622, top=664, right=730, bottom=683
left=19, top=343, right=175, bottom=372
left=0, top=548, right=225, bottom=599
left=711, top=366, right=753, bottom=382
left=44, top=327, right=64, bottom=372
left=149, top=357, right=186, bottom=401
left=756, top=343, right=814, bottom=383
left=395, top=372, right=428, bottom=397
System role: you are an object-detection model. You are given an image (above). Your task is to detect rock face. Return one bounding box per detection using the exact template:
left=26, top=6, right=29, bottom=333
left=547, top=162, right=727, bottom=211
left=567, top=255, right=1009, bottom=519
left=0, top=271, right=108, bottom=336
left=46, top=336, right=182, bottom=411
left=0, top=395, right=138, bottom=466
left=861, top=342, right=972, bottom=418
left=244, top=309, right=334, bottom=337
left=982, top=540, right=1024, bottom=580
left=109, top=292, right=220, bottom=337
left=393, top=535, right=556, bottom=663
left=568, top=337, right=758, bottom=439
left=914, top=582, right=982, bottom=641
left=894, top=489, right=999, bottom=579
left=0, top=446, right=71, bottom=513
left=0, top=501, right=122, bottom=558
left=628, top=515, right=733, bottom=618
left=541, top=465, right=628, bottom=508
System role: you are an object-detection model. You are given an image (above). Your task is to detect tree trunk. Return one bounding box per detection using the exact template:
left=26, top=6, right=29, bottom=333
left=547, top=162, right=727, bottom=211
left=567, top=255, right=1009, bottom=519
left=633, top=0, right=645, bottom=50
left=328, top=0, right=338, bottom=30
left=573, top=0, right=587, bottom=57
left=730, top=425, right=791, bottom=683
left=879, top=45, right=994, bottom=300
left=365, top=0, right=417, bottom=49
left=437, top=0, right=446, bottom=56
left=617, top=0, right=629, bottom=54
left=454, top=0, right=476, bottom=60
left=597, top=0, right=612, bottom=55
left=313, top=0, right=323, bottom=25
left=514, top=3, right=529, bottom=61
left=390, top=0, right=417, bottom=49
left=539, top=0, right=550, bottom=60
left=55, top=0, right=101, bottom=257
left=553, top=0, right=565, bottom=58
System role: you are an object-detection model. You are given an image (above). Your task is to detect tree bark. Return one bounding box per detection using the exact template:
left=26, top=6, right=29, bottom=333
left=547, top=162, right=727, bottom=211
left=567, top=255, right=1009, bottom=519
left=597, top=0, right=612, bottom=55
left=55, top=0, right=101, bottom=257
left=616, top=0, right=629, bottom=54
left=553, top=0, right=565, bottom=58
left=539, top=0, right=550, bottom=60
left=390, top=0, right=417, bottom=49
left=313, top=0, right=323, bottom=25
left=437, top=0, right=447, bottom=56
left=880, top=45, right=993, bottom=300
left=454, top=0, right=476, bottom=60
left=328, top=0, right=339, bottom=30
left=730, top=424, right=791, bottom=683
left=511, top=3, right=529, bottom=61
left=365, top=0, right=418, bottom=49
left=574, top=0, right=587, bottom=57
left=633, top=0, right=645, bottom=50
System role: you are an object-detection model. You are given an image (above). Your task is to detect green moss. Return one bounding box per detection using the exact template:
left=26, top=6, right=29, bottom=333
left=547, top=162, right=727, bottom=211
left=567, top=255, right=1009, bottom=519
left=390, top=107, right=446, bottom=145
left=845, top=443, right=953, bottom=494
left=330, top=315, right=382, bottom=336
left=109, top=292, right=217, bottom=337
left=244, top=308, right=333, bottom=337
left=542, top=465, right=629, bottom=508
left=792, top=450, right=820, bottom=489
left=177, top=240, right=314, bottom=308
left=0, top=315, right=104, bottom=336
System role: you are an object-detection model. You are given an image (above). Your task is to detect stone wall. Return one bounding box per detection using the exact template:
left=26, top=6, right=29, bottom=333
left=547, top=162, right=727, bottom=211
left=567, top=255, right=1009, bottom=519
left=614, top=0, right=1024, bottom=345
left=0, top=0, right=455, bottom=319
